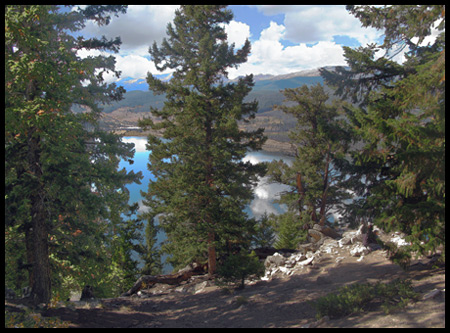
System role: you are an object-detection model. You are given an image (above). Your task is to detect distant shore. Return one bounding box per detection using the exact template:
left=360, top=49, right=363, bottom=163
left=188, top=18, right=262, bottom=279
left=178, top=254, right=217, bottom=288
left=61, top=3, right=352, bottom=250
left=114, top=130, right=295, bottom=156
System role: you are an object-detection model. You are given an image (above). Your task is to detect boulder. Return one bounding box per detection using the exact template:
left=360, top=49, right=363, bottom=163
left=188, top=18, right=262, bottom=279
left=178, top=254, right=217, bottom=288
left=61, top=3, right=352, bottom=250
left=349, top=243, right=370, bottom=257
left=297, top=242, right=319, bottom=254
left=308, top=228, right=324, bottom=243
left=193, top=281, right=209, bottom=294
left=341, top=230, right=362, bottom=244
left=264, top=252, right=286, bottom=267
left=338, top=236, right=352, bottom=247
left=296, top=256, right=314, bottom=267
left=389, top=233, right=410, bottom=247
left=308, top=224, right=341, bottom=244
left=320, top=238, right=340, bottom=254
left=315, top=224, right=341, bottom=239
left=260, top=224, right=405, bottom=281
left=423, top=289, right=442, bottom=300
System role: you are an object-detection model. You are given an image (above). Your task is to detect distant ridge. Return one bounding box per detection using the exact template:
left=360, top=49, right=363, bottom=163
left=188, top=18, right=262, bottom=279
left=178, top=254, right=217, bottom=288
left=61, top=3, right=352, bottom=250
left=228, top=66, right=342, bottom=83
left=114, top=66, right=341, bottom=92
left=98, top=66, right=340, bottom=144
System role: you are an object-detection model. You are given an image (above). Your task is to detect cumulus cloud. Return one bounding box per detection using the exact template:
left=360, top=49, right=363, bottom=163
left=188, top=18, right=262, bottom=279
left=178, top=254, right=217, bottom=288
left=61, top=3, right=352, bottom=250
left=256, top=5, right=381, bottom=46
left=227, top=21, right=347, bottom=79
left=76, top=5, right=179, bottom=83
left=76, top=5, right=384, bottom=83
left=224, top=20, right=251, bottom=49
left=221, top=5, right=383, bottom=79
left=80, top=5, right=179, bottom=52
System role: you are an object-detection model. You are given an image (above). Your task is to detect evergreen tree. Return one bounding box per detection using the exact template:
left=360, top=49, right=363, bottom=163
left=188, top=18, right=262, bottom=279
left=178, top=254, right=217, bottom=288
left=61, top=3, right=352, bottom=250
left=139, top=5, right=266, bottom=275
left=5, top=5, right=142, bottom=303
left=266, top=83, right=353, bottom=243
left=320, top=5, right=445, bottom=257
left=271, top=211, right=307, bottom=249
left=139, top=216, right=162, bottom=276
left=251, top=212, right=276, bottom=249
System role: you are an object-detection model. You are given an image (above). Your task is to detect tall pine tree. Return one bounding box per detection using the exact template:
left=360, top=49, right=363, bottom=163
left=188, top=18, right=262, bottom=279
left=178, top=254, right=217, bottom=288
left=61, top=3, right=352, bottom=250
left=139, top=5, right=266, bottom=274
left=266, top=83, right=353, bottom=245
left=321, top=5, right=445, bottom=257
left=5, top=5, right=142, bottom=303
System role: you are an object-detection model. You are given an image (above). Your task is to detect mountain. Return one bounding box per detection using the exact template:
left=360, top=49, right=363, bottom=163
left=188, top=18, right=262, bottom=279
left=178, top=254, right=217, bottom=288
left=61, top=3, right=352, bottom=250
left=115, top=73, right=173, bottom=91
left=100, top=68, right=335, bottom=145
left=105, top=69, right=327, bottom=114
left=115, top=68, right=332, bottom=93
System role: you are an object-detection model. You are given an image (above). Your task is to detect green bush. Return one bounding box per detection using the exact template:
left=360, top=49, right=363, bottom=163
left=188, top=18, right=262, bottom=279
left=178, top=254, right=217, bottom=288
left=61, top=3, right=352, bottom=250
left=311, top=279, right=420, bottom=319
left=216, top=251, right=265, bottom=289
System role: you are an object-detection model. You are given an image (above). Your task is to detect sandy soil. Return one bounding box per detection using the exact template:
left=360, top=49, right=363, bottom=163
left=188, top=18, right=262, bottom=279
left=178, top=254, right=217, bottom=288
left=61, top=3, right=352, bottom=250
left=36, top=248, right=444, bottom=328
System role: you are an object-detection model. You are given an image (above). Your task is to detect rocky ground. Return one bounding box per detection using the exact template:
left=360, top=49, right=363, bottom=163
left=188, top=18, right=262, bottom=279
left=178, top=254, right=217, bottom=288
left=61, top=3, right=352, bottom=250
left=6, top=227, right=445, bottom=328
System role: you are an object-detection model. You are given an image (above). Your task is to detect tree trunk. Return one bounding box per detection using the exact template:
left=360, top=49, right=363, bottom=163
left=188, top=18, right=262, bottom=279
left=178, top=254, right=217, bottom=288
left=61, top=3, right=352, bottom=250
left=207, top=231, right=216, bottom=275
left=30, top=204, right=51, bottom=305
left=318, top=145, right=332, bottom=226
left=26, top=134, right=51, bottom=305
left=204, top=114, right=216, bottom=276
left=296, top=173, right=305, bottom=217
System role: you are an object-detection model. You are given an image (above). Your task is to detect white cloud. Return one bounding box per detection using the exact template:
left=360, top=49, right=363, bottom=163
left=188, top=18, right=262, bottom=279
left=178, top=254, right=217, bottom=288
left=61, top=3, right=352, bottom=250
left=256, top=5, right=381, bottom=46
left=225, top=5, right=384, bottom=79
left=76, top=5, right=180, bottom=83
left=76, top=5, right=385, bottom=82
left=224, top=20, right=251, bottom=49
left=77, top=44, right=172, bottom=84
left=114, top=53, right=162, bottom=79
left=228, top=21, right=347, bottom=79
left=80, top=5, right=179, bottom=52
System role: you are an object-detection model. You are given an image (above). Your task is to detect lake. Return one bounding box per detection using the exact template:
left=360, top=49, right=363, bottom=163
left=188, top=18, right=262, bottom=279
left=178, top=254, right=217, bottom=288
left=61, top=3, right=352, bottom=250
left=119, top=136, right=295, bottom=272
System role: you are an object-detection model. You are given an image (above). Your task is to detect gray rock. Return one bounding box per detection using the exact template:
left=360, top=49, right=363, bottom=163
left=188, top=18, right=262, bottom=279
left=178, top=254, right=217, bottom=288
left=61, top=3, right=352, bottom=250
left=193, top=281, right=209, bottom=294
left=265, top=252, right=286, bottom=267
left=349, top=243, right=370, bottom=257
left=423, top=289, right=442, bottom=300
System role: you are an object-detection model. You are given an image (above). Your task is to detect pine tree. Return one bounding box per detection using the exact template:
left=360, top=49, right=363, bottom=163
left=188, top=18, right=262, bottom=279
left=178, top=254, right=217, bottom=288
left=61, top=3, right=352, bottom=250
left=5, top=5, right=142, bottom=303
left=321, top=5, right=445, bottom=257
left=140, top=216, right=162, bottom=276
left=139, top=5, right=266, bottom=275
left=266, top=83, right=353, bottom=242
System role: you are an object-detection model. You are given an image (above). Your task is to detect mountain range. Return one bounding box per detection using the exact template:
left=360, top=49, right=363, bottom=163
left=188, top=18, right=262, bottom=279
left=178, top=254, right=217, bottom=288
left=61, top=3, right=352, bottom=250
left=114, top=67, right=330, bottom=92
left=100, top=67, right=338, bottom=147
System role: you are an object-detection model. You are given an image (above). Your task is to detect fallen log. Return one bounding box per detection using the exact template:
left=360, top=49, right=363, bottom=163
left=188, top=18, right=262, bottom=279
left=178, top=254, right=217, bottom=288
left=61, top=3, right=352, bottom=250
left=122, top=263, right=207, bottom=297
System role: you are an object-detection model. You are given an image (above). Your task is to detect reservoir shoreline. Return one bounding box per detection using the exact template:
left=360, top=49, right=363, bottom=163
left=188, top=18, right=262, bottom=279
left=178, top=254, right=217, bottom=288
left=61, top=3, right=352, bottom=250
left=114, top=130, right=295, bottom=156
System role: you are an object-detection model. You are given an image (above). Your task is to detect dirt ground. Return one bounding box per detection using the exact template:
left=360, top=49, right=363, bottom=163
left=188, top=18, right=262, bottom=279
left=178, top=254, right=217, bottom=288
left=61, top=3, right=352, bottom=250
left=35, top=248, right=445, bottom=328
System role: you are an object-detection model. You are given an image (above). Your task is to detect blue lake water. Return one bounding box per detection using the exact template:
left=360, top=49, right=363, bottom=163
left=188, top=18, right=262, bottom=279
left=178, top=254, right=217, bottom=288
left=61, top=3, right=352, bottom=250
left=118, top=137, right=295, bottom=273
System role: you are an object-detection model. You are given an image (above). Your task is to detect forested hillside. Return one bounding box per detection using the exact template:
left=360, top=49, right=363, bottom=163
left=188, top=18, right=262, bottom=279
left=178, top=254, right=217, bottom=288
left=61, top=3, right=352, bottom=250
left=97, top=73, right=325, bottom=144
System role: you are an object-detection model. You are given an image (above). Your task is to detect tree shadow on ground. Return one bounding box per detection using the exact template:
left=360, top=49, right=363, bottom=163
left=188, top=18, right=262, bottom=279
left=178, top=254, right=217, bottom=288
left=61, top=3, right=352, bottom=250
left=41, top=252, right=444, bottom=328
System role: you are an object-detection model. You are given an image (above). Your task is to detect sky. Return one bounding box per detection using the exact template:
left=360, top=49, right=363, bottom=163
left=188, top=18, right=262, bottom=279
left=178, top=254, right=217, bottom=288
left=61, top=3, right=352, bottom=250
left=76, top=5, right=386, bottom=84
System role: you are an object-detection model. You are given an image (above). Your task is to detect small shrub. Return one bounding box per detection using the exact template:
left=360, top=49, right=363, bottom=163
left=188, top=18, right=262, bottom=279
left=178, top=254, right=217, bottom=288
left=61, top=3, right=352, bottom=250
left=5, top=309, right=69, bottom=328
left=310, top=279, right=420, bottom=319
left=381, top=241, right=412, bottom=270
left=311, top=283, right=375, bottom=319
left=216, top=251, right=265, bottom=289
